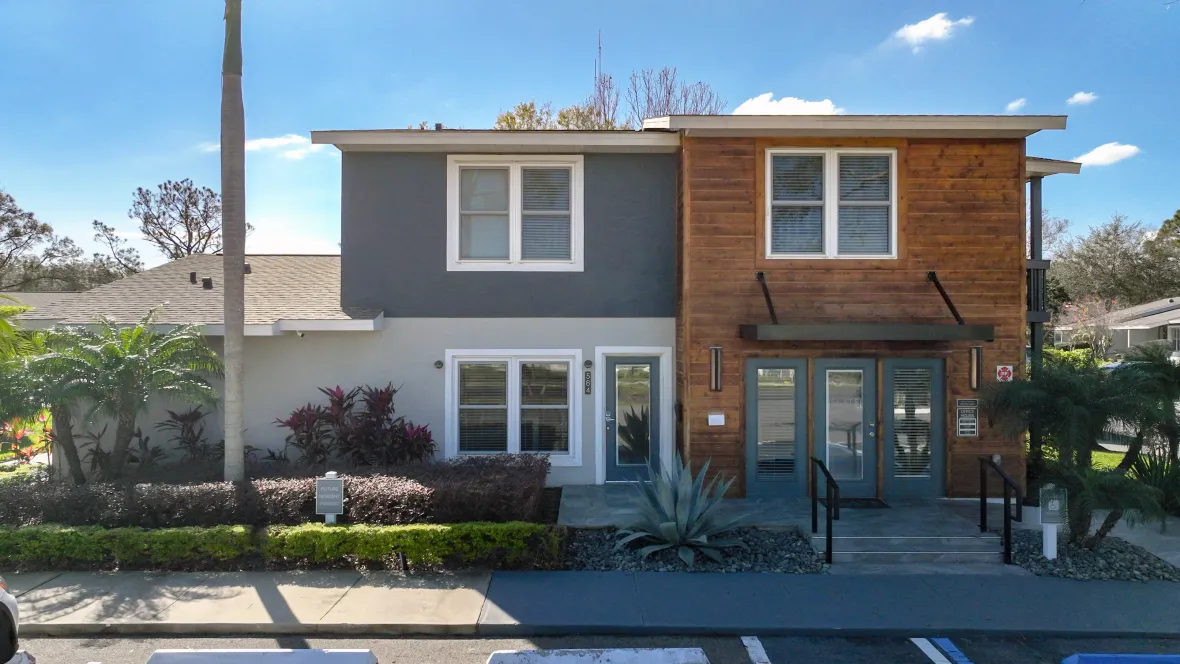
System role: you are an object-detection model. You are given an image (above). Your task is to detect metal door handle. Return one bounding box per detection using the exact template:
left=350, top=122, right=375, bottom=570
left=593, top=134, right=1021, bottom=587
left=604, top=412, right=615, bottom=424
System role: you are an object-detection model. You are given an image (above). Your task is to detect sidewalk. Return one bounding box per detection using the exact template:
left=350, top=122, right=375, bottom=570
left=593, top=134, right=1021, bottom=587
left=13, top=569, right=1180, bottom=638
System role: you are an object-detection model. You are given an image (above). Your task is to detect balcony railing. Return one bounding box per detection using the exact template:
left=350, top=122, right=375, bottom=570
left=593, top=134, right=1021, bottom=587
left=1027, top=259, right=1050, bottom=323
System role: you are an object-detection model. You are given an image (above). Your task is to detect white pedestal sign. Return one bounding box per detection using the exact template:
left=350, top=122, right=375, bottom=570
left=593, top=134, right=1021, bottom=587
left=1039, top=484, right=1067, bottom=560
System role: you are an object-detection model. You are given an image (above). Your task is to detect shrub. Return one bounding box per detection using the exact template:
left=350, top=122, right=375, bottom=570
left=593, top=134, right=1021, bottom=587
left=1134, top=451, right=1180, bottom=516
left=0, top=456, right=549, bottom=527
left=264, top=522, right=562, bottom=569
left=401, top=455, right=550, bottom=523
left=343, top=475, right=433, bottom=524
left=275, top=404, right=334, bottom=466
left=0, top=524, right=254, bottom=571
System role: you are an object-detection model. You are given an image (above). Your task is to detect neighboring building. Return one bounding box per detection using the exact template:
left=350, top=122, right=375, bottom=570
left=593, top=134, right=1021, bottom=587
left=1053, top=297, right=1180, bottom=355
left=22, top=114, right=1078, bottom=497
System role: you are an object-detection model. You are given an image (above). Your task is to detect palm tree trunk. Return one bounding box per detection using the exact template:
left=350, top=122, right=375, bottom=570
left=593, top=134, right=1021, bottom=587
left=1083, top=508, right=1123, bottom=549
left=1117, top=430, right=1146, bottom=474
left=107, top=409, right=137, bottom=478
left=221, top=0, right=247, bottom=482
left=50, top=405, right=86, bottom=485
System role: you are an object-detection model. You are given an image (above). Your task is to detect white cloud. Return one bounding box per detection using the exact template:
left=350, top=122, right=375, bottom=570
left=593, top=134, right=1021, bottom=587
left=1066, top=91, right=1098, bottom=105
left=893, top=13, right=975, bottom=52
left=1005, top=98, right=1027, bottom=113
left=199, top=134, right=328, bottom=159
left=732, top=93, right=844, bottom=115
left=1073, top=142, right=1140, bottom=166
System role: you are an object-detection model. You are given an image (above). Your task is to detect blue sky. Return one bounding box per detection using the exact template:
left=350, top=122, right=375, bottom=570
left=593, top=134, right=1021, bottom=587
left=0, top=0, right=1175, bottom=266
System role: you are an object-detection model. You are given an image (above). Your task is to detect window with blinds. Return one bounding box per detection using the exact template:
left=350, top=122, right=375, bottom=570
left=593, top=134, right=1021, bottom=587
left=453, top=353, right=576, bottom=458
left=755, top=368, right=797, bottom=482
left=766, top=149, right=895, bottom=259
left=448, top=157, right=583, bottom=271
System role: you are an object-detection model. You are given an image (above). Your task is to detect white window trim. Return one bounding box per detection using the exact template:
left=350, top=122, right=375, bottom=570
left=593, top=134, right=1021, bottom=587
left=764, top=147, right=898, bottom=260
left=444, top=348, right=582, bottom=466
left=446, top=155, right=585, bottom=272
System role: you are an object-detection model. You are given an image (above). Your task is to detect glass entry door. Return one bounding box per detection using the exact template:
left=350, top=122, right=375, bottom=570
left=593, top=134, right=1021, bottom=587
left=883, top=358, right=946, bottom=498
left=604, top=356, right=660, bottom=481
left=813, top=359, right=878, bottom=498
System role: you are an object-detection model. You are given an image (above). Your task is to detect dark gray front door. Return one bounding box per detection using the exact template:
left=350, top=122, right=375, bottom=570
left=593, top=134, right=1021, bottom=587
left=813, top=359, right=878, bottom=498
left=604, top=356, right=660, bottom=481
left=883, top=358, right=946, bottom=498
left=744, top=359, right=807, bottom=497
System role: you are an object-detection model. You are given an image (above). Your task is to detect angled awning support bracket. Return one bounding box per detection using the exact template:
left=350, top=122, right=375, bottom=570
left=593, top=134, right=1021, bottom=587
left=755, top=272, right=779, bottom=325
left=927, top=271, right=965, bottom=325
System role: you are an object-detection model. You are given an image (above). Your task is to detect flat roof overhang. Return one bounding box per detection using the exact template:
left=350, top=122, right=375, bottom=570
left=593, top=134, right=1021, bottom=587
left=643, top=114, right=1067, bottom=138
left=739, top=323, right=996, bottom=342
left=310, top=129, right=681, bottom=153
left=1027, top=156, right=1082, bottom=179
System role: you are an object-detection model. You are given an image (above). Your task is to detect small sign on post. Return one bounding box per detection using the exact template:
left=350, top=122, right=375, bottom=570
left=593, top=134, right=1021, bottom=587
left=316, top=471, right=345, bottom=525
left=1039, top=483, right=1067, bottom=560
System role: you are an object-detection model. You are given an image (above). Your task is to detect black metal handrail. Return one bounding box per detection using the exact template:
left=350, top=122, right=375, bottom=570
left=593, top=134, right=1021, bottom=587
left=979, top=456, right=1023, bottom=564
left=810, top=456, right=840, bottom=564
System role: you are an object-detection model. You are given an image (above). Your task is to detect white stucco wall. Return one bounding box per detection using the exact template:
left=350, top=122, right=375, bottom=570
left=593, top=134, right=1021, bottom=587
left=1110, top=327, right=1165, bottom=353
left=93, top=318, right=674, bottom=486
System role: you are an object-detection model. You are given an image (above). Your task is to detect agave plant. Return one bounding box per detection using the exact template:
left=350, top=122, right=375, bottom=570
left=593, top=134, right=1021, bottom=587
left=614, top=454, right=745, bottom=567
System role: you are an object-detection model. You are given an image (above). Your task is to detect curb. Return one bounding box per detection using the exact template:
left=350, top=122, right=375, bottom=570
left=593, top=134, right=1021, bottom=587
left=22, top=622, right=479, bottom=637
left=22, top=622, right=1180, bottom=639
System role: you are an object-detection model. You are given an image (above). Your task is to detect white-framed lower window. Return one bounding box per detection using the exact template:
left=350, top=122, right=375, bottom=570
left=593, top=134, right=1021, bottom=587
left=444, top=349, right=582, bottom=465
left=1169, top=326, right=1180, bottom=352
left=446, top=155, right=584, bottom=272
left=765, top=147, right=897, bottom=259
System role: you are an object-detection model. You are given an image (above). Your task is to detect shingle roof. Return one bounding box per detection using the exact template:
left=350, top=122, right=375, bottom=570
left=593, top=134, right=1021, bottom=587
left=18, top=254, right=380, bottom=327
left=5, top=292, right=82, bottom=310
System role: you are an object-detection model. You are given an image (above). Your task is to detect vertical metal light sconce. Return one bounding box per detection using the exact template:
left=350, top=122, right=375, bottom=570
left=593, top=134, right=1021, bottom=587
left=709, top=346, right=723, bottom=391
left=969, top=346, right=983, bottom=391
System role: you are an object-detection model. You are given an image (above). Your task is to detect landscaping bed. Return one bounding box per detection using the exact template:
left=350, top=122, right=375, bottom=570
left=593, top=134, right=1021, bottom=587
left=0, top=454, right=550, bottom=528
left=564, top=526, right=825, bottom=573
left=1010, top=529, right=1180, bottom=582
left=0, top=522, right=563, bottom=572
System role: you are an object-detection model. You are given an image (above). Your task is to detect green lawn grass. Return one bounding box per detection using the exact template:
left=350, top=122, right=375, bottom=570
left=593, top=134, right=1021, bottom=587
left=1093, top=450, right=1125, bottom=470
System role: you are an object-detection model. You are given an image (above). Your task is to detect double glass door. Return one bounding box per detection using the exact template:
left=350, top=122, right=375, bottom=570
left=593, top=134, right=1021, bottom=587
left=744, top=357, right=945, bottom=499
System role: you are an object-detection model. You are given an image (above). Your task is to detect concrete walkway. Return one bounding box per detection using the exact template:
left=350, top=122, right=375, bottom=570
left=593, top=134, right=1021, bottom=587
left=12, top=570, right=1180, bottom=638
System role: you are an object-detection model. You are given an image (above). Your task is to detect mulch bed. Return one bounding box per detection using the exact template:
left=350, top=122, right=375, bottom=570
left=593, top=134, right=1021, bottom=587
left=1010, top=529, right=1180, bottom=582
left=563, top=526, right=825, bottom=573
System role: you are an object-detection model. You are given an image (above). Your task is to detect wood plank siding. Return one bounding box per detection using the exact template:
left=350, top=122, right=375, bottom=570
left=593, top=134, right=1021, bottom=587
left=677, top=136, right=1027, bottom=497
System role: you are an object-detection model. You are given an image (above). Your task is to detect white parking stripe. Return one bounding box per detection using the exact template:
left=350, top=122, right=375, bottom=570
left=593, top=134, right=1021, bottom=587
left=911, top=638, right=952, bottom=664
left=741, top=636, right=771, bottom=664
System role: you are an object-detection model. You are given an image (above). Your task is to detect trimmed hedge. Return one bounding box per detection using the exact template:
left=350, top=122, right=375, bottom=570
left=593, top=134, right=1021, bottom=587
left=264, top=522, right=562, bottom=569
left=0, top=522, right=562, bottom=571
left=0, top=455, right=548, bottom=528
left=0, top=525, right=253, bottom=570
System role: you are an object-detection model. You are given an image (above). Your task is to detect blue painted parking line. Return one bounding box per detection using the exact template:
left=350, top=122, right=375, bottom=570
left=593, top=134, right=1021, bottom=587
left=932, top=637, right=974, bottom=664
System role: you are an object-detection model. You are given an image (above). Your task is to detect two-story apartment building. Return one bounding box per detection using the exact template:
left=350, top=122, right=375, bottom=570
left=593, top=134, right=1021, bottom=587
left=25, top=115, right=1076, bottom=498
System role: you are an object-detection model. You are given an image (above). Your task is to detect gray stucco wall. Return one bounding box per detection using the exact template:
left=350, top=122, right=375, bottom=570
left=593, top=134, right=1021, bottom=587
left=340, top=152, right=677, bottom=317
left=75, top=319, right=674, bottom=486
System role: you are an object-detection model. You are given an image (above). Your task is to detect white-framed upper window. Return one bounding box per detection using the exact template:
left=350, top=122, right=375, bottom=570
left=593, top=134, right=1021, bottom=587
left=444, top=349, right=582, bottom=466
left=765, top=148, right=897, bottom=259
left=446, top=155, right=584, bottom=272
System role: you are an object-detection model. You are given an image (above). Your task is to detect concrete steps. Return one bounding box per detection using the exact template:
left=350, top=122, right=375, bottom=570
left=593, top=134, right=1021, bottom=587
left=811, top=534, right=1004, bottom=564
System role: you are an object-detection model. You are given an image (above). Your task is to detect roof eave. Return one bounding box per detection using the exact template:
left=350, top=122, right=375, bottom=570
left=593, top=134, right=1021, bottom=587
left=1027, top=156, right=1083, bottom=179
left=310, top=130, right=681, bottom=154
left=642, top=114, right=1068, bottom=138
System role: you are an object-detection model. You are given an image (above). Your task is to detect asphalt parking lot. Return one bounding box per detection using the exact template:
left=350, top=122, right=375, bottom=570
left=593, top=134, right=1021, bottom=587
left=21, top=634, right=1180, bottom=663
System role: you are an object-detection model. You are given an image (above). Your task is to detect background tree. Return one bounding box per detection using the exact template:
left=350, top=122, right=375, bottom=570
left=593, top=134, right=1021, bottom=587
left=92, top=221, right=143, bottom=275
left=1058, top=297, right=1120, bottom=357
left=221, top=0, right=247, bottom=483
left=623, top=67, right=726, bottom=128
left=496, top=66, right=724, bottom=131
left=1156, top=208, right=1180, bottom=245
left=0, top=191, right=87, bottom=291
left=1051, top=213, right=1180, bottom=306
left=129, top=179, right=249, bottom=259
